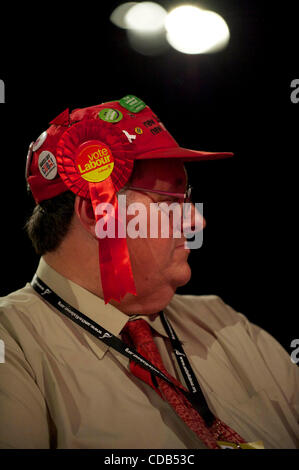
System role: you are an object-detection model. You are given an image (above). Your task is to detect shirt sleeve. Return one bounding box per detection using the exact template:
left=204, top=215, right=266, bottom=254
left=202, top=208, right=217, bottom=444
left=0, top=322, right=51, bottom=449
left=234, top=308, right=299, bottom=421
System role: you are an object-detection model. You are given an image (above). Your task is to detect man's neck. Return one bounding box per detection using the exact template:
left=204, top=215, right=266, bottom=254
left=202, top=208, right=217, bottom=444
left=43, top=250, right=174, bottom=317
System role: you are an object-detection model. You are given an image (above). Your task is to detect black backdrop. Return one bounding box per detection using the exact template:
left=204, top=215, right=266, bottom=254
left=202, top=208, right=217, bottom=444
left=0, top=0, right=298, bottom=354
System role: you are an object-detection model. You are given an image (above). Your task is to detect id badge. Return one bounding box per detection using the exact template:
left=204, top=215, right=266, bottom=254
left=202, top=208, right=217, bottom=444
left=217, top=440, right=265, bottom=449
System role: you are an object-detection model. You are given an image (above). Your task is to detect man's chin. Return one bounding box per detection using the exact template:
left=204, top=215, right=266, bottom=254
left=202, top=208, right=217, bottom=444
left=172, top=263, right=192, bottom=289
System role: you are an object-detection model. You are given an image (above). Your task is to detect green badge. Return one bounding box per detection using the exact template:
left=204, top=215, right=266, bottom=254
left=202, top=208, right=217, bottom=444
left=98, top=108, right=123, bottom=123
left=119, top=95, right=146, bottom=113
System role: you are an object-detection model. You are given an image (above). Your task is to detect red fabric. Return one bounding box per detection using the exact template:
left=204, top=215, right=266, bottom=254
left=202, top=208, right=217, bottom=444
left=122, top=319, right=246, bottom=449
left=89, top=179, right=136, bottom=303
left=49, top=108, right=70, bottom=126
left=56, top=119, right=136, bottom=303
left=27, top=99, right=233, bottom=204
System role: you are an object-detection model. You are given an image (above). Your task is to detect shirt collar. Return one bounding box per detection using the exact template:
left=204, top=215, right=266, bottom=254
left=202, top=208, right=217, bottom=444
left=35, top=258, right=168, bottom=357
left=127, top=313, right=169, bottom=339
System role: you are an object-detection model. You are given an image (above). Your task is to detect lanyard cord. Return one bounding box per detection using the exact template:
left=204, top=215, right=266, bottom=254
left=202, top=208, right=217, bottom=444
left=159, top=311, right=215, bottom=425
left=31, top=275, right=215, bottom=427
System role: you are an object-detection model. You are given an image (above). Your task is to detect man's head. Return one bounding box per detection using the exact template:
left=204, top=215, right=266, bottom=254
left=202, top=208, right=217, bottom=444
left=25, top=95, right=231, bottom=309
left=26, top=158, right=201, bottom=312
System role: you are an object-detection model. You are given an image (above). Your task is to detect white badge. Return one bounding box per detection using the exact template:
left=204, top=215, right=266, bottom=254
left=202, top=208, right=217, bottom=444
left=38, top=151, right=58, bottom=180
left=122, top=130, right=136, bottom=143
left=33, top=131, right=48, bottom=152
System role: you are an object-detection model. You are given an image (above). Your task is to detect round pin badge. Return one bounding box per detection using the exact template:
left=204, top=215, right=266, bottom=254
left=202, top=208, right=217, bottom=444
left=76, top=140, right=114, bottom=183
left=32, top=131, right=48, bottom=152
left=38, top=151, right=58, bottom=180
left=98, top=108, right=123, bottom=123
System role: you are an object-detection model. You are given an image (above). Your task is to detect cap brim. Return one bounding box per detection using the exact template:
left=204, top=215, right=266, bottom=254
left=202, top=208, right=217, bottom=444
left=135, top=146, right=233, bottom=161
left=135, top=147, right=234, bottom=161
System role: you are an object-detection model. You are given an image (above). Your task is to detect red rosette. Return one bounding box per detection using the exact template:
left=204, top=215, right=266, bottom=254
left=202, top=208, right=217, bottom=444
left=55, top=118, right=137, bottom=304
left=56, top=119, right=134, bottom=197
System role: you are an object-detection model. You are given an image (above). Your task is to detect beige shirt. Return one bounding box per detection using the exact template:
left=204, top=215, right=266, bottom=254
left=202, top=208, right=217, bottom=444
left=0, top=258, right=298, bottom=449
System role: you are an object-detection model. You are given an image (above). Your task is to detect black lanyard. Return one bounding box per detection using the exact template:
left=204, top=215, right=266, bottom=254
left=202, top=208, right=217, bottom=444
left=31, top=274, right=215, bottom=427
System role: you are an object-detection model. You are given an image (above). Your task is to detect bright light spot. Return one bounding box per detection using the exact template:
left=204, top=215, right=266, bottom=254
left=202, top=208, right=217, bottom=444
left=110, top=2, right=137, bottom=29
left=124, top=2, right=167, bottom=32
left=165, top=6, right=230, bottom=54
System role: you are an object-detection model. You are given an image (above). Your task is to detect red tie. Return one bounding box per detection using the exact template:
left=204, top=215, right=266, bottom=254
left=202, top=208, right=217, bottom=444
left=122, top=318, right=246, bottom=449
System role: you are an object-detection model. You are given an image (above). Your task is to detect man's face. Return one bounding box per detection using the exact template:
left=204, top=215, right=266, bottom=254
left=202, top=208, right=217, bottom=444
left=123, top=159, right=204, bottom=303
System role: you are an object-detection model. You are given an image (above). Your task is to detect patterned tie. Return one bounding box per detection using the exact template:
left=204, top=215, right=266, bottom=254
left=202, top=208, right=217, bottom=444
left=122, top=318, right=246, bottom=449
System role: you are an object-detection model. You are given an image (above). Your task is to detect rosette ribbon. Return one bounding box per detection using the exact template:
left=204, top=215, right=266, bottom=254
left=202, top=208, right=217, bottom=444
left=89, top=179, right=136, bottom=303
left=56, top=119, right=137, bottom=303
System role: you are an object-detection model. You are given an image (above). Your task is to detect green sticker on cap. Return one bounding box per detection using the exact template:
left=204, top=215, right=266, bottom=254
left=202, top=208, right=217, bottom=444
left=98, top=108, right=123, bottom=123
left=119, top=95, right=146, bottom=113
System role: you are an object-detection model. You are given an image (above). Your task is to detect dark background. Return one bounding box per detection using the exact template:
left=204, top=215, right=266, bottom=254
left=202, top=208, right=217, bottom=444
left=0, top=1, right=297, bottom=353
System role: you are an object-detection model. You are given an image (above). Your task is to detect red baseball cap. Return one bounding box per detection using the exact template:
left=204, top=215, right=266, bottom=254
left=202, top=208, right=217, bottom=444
left=26, top=95, right=233, bottom=203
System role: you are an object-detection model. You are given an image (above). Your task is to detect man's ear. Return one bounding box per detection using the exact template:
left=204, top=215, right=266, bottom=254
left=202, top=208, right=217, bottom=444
left=74, top=196, right=96, bottom=237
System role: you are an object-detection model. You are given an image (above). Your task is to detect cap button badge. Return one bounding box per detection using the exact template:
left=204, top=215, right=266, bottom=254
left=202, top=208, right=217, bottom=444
left=32, top=131, right=48, bottom=152
left=98, top=108, right=123, bottom=123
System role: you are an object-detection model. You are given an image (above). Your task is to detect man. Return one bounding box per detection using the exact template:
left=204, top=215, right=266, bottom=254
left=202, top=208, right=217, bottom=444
left=0, top=96, right=298, bottom=449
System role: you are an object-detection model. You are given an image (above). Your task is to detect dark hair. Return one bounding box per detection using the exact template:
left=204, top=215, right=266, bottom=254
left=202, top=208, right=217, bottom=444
left=25, top=191, right=76, bottom=256
left=25, top=161, right=139, bottom=256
